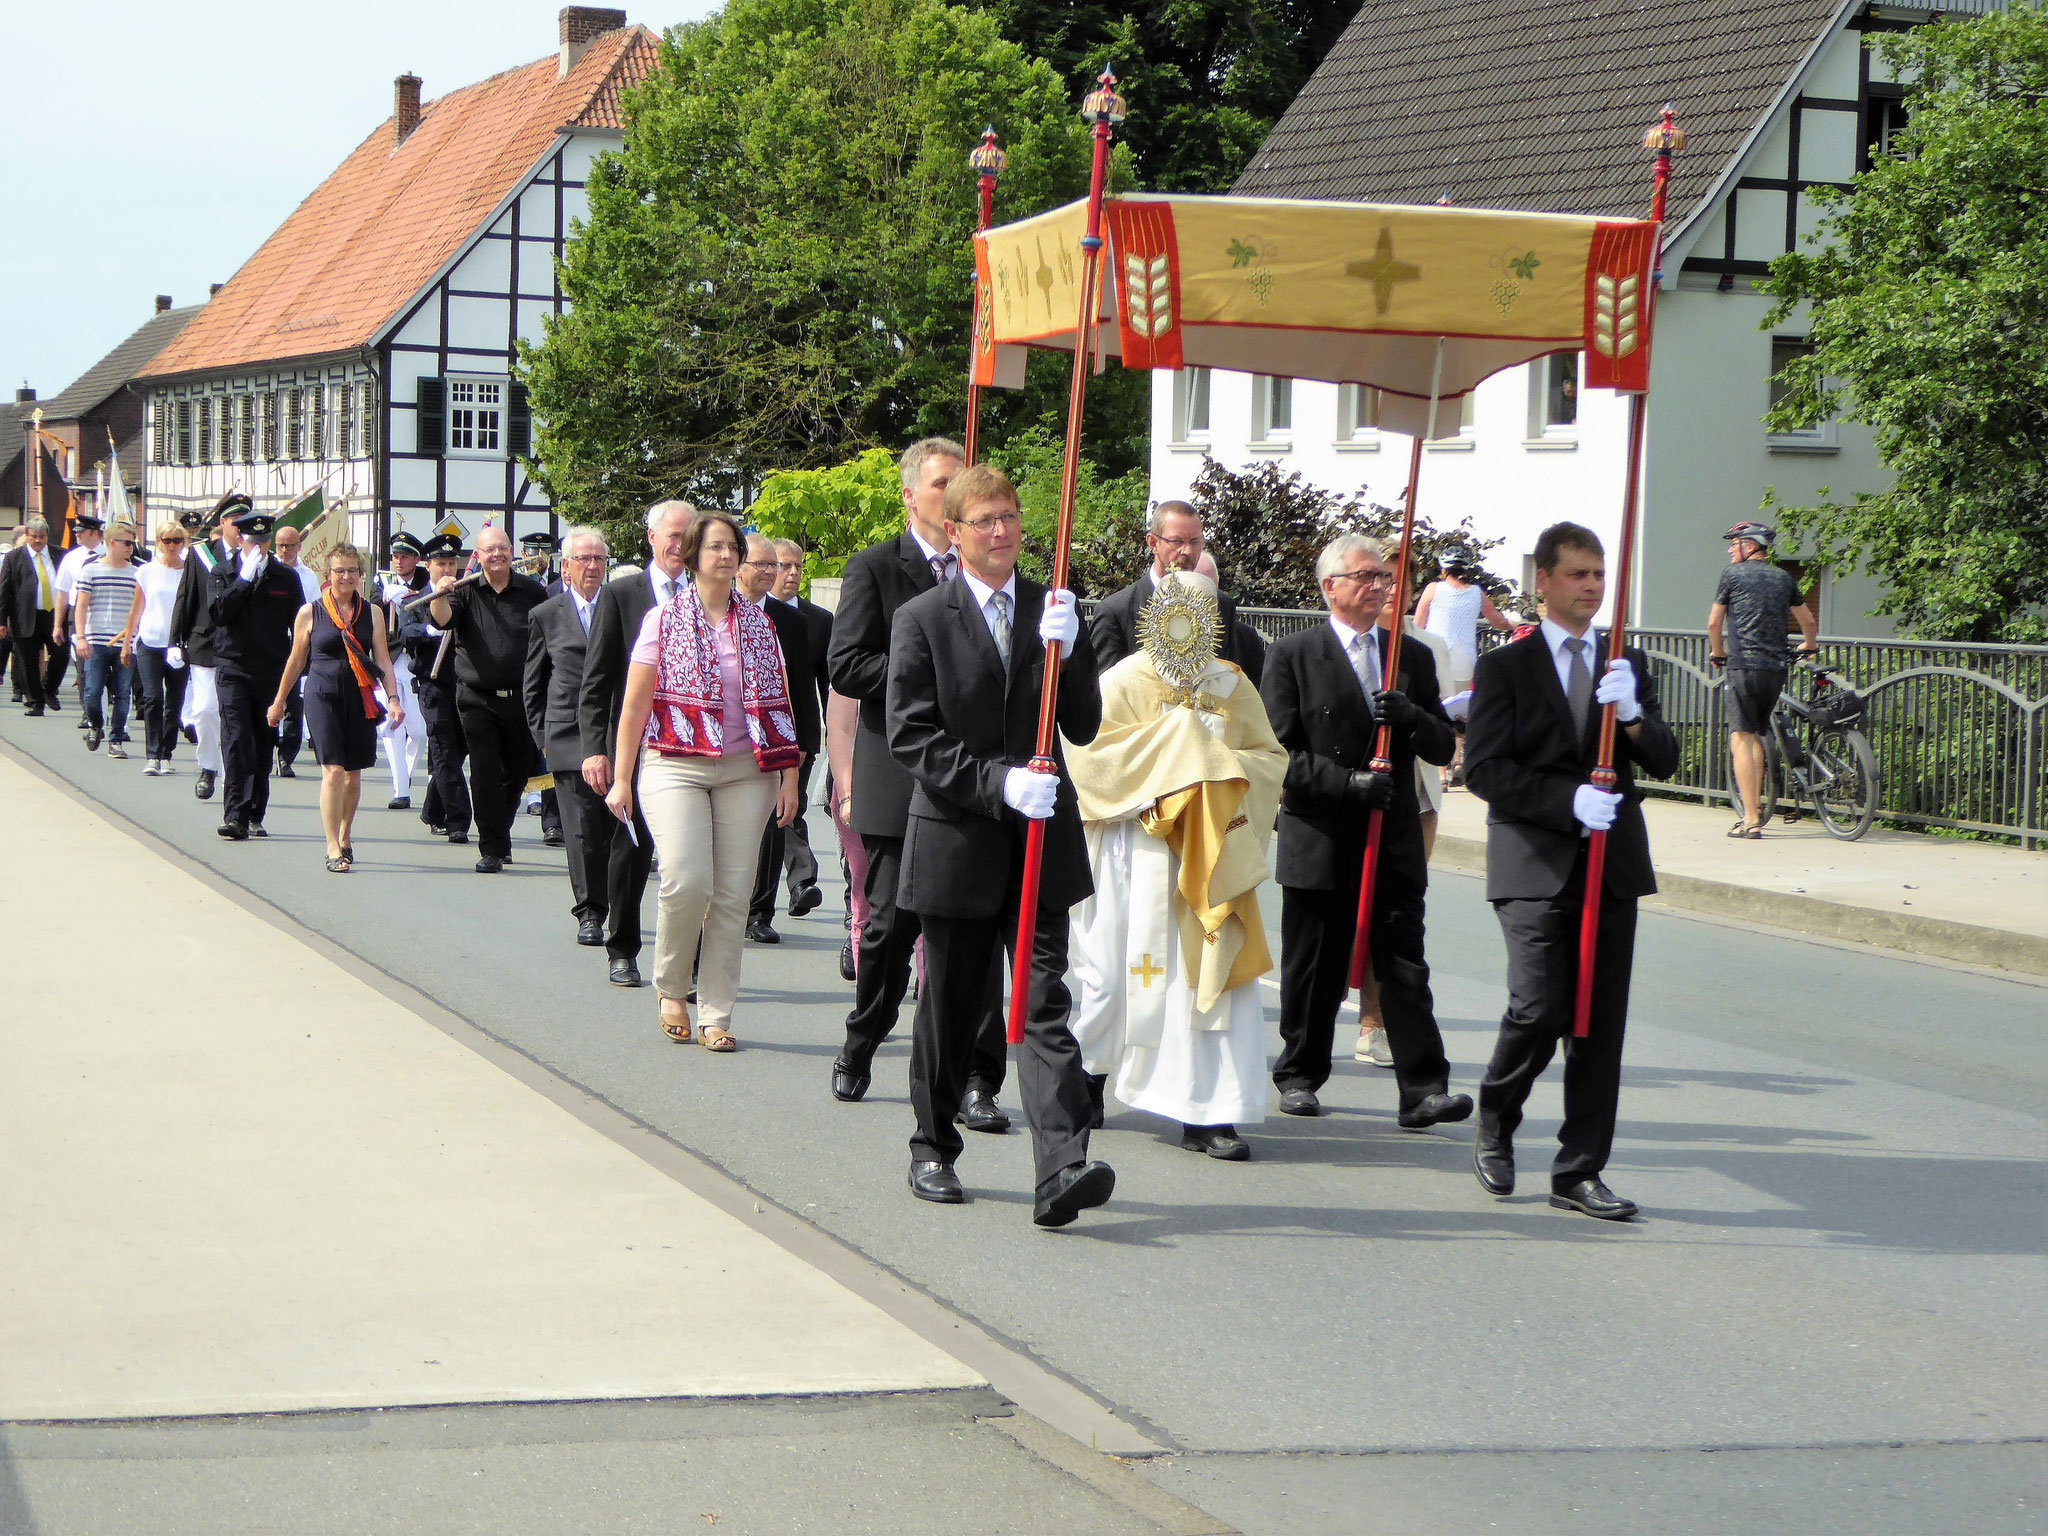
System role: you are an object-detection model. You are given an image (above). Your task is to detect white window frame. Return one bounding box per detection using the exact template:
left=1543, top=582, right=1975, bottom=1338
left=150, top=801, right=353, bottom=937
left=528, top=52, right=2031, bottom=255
left=1335, top=382, right=1382, bottom=451
left=1525, top=352, right=1580, bottom=450
left=1766, top=335, right=1839, bottom=453
left=1170, top=366, right=1212, bottom=448
left=1249, top=374, right=1293, bottom=448
left=446, top=373, right=508, bottom=459
left=1423, top=390, right=1478, bottom=452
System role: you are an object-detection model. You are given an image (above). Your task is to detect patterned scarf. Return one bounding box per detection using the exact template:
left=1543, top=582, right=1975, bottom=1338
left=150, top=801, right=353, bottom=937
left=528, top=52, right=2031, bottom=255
left=645, top=582, right=800, bottom=771
left=320, top=587, right=383, bottom=721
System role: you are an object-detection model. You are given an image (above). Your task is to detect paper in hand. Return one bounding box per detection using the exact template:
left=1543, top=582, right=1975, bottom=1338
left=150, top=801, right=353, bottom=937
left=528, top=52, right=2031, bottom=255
left=615, top=805, right=638, bottom=846
left=1443, top=689, right=1473, bottom=721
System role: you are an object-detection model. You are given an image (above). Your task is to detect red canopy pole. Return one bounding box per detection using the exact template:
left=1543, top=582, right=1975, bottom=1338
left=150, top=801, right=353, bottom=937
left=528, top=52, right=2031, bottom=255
left=1007, top=68, right=1124, bottom=1045
left=1572, top=107, right=1682, bottom=1038
left=962, top=127, right=1006, bottom=467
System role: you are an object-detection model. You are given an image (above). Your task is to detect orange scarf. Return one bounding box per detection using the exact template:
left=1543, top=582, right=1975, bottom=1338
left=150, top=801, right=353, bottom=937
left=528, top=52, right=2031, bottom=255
left=320, top=587, right=381, bottom=720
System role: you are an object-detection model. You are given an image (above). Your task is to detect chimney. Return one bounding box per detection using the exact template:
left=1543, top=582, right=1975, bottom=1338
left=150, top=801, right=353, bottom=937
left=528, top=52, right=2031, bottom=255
left=15, top=386, right=35, bottom=404
left=559, top=7, right=626, bottom=77
left=154, top=295, right=172, bottom=313
left=210, top=283, right=224, bottom=296
left=394, top=74, right=422, bottom=146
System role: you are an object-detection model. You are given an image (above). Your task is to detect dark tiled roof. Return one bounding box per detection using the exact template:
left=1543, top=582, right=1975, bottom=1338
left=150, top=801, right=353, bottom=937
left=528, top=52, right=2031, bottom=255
left=0, top=404, right=25, bottom=474
left=37, top=304, right=203, bottom=421
left=1233, top=0, right=1848, bottom=232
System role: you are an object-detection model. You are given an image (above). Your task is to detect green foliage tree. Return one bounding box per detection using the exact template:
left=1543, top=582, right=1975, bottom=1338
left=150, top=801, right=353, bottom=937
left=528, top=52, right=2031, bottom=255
left=519, top=0, right=1147, bottom=556
left=985, top=424, right=1150, bottom=593
left=746, top=448, right=907, bottom=591
left=966, top=1, right=1359, bottom=193
left=1759, top=6, right=2048, bottom=643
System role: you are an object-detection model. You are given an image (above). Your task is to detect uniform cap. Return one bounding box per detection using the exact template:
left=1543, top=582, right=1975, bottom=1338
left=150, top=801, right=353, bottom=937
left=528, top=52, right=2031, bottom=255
left=419, top=533, right=465, bottom=561
left=519, top=531, right=560, bottom=552
left=73, top=513, right=107, bottom=531
left=388, top=531, right=425, bottom=557
left=231, top=508, right=277, bottom=537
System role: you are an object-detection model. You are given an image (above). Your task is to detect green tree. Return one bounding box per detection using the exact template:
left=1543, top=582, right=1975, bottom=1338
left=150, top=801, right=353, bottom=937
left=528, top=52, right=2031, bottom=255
left=746, top=448, right=906, bottom=590
left=987, top=424, right=1151, bottom=592
left=966, top=1, right=1359, bottom=193
left=519, top=0, right=1146, bottom=554
left=1759, top=6, right=2048, bottom=642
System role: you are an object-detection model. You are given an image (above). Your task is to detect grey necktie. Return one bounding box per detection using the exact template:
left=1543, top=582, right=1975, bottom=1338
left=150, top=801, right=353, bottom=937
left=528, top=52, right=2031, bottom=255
left=1564, top=636, right=1594, bottom=735
left=1350, top=630, right=1381, bottom=701
left=989, top=591, right=1012, bottom=667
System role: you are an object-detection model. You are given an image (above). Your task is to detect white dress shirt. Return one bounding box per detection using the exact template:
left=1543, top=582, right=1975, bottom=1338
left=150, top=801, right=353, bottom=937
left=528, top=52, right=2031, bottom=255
left=959, top=566, right=1019, bottom=656
left=570, top=586, right=597, bottom=635
left=1538, top=617, right=1603, bottom=696
left=1326, top=616, right=1382, bottom=700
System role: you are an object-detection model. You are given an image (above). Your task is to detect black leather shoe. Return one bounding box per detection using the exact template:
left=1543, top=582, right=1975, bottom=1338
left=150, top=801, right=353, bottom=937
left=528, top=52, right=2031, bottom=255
left=957, top=1090, right=1010, bottom=1134
left=387, top=796, right=410, bottom=811
left=1033, top=1162, right=1115, bottom=1228
left=543, top=829, right=565, bottom=848
left=837, top=939, right=857, bottom=981
left=1473, top=1135, right=1515, bottom=1198
left=608, top=957, right=642, bottom=987
left=1181, top=1124, right=1250, bottom=1161
left=216, top=820, right=247, bottom=841
left=1085, top=1072, right=1107, bottom=1130
left=789, top=886, right=823, bottom=918
left=275, top=761, right=295, bottom=779
left=830, top=1058, right=870, bottom=1103
left=447, top=830, right=470, bottom=844
left=1551, top=1178, right=1637, bottom=1221
left=194, top=769, right=216, bottom=800
left=1278, top=1089, right=1320, bottom=1117
left=908, top=1161, right=964, bottom=1204
left=577, top=918, right=605, bottom=947
left=746, top=921, right=780, bottom=944
left=1398, top=1092, right=1475, bottom=1131
left=23, top=705, right=45, bottom=717
left=474, top=854, right=503, bottom=873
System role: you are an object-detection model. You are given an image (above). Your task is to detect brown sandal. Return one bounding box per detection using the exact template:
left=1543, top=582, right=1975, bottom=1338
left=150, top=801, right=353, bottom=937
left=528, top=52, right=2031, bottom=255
left=699, top=1024, right=736, bottom=1053
left=658, top=998, right=692, bottom=1044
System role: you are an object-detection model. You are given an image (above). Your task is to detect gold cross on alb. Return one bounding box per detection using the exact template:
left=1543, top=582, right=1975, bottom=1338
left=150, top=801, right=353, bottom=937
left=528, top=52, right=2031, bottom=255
left=1130, top=953, right=1165, bottom=988
left=1346, top=226, right=1421, bottom=316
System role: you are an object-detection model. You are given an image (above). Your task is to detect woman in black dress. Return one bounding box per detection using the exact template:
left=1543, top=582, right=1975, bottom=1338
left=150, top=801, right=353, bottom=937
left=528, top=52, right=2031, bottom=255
left=269, top=542, right=405, bottom=871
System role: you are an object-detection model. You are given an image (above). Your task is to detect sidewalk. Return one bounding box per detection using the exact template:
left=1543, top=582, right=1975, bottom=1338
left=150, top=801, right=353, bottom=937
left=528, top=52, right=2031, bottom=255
left=1433, top=786, right=2048, bottom=977
left=0, top=753, right=979, bottom=1422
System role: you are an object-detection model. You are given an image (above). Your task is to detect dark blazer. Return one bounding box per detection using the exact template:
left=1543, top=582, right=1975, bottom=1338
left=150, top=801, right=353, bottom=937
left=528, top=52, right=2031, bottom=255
left=1464, top=630, right=1680, bottom=902
left=524, top=591, right=595, bottom=772
left=828, top=530, right=944, bottom=837
left=207, top=552, right=304, bottom=678
left=1261, top=621, right=1457, bottom=893
left=576, top=568, right=665, bottom=764
left=169, top=539, right=230, bottom=666
left=1090, top=569, right=1261, bottom=684
left=886, top=572, right=1102, bottom=920
left=782, top=594, right=833, bottom=715
left=760, top=597, right=822, bottom=757
left=0, top=544, right=57, bottom=638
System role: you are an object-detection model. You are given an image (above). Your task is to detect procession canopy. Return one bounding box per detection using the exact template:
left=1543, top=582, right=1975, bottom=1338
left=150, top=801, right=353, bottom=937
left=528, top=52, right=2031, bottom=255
left=972, top=193, right=1659, bottom=438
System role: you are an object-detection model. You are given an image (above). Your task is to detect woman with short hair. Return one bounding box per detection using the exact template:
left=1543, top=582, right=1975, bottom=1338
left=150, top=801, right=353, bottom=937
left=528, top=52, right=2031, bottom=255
left=268, top=544, right=405, bottom=872
left=606, top=512, right=801, bottom=1051
left=125, top=522, right=192, bottom=775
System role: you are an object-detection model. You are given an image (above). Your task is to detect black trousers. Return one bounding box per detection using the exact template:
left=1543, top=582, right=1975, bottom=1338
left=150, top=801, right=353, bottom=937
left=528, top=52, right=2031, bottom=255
left=1481, top=864, right=1637, bottom=1185
left=274, top=683, right=305, bottom=767
left=133, top=646, right=190, bottom=762
left=1274, top=870, right=1451, bottom=1110
left=913, top=892, right=1091, bottom=1188
left=842, top=833, right=1006, bottom=1094
left=539, top=785, right=562, bottom=838
left=455, top=685, right=530, bottom=859
left=750, top=756, right=819, bottom=923
left=215, top=667, right=279, bottom=828
left=416, top=674, right=471, bottom=835
left=10, top=612, right=62, bottom=707
left=602, top=781, right=653, bottom=962
left=553, top=769, right=614, bottom=926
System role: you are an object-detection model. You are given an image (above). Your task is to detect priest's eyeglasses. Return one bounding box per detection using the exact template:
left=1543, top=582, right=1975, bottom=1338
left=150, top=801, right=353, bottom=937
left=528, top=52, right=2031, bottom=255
left=1328, top=569, right=1395, bottom=587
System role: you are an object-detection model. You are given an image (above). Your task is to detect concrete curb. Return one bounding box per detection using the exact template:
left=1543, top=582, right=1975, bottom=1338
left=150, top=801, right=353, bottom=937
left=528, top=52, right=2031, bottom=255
left=1430, top=835, right=2048, bottom=980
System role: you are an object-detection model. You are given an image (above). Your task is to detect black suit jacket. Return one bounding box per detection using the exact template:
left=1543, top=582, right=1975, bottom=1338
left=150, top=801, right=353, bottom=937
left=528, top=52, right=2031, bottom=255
left=577, top=569, right=665, bottom=764
left=169, top=539, right=230, bottom=666
left=886, top=573, right=1101, bottom=920
left=1261, top=622, right=1457, bottom=894
left=1089, top=569, right=1261, bottom=684
left=828, top=530, right=943, bottom=837
left=208, top=552, right=304, bottom=679
left=760, top=597, right=821, bottom=757
left=0, top=545, right=56, bottom=638
left=524, top=591, right=594, bottom=772
left=783, top=594, right=833, bottom=716
left=1464, top=631, right=1680, bottom=902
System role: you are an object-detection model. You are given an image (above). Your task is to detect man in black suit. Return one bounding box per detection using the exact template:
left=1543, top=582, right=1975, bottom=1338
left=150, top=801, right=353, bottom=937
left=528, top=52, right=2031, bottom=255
left=409, top=535, right=473, bottom=844
left=525, top=526, right=618, bottom=964
left=826, top=438, right=1010, bottom=1132
left=208, top=509, right=305, bottom=840
left=1090, top=500, right=1261, bottom=685
left=169, top=500, right=241, bottom=801
left=1261, top=533, right=1471, bottom=1130
left=886, top=461, right=1115, bottom=1227
left=750, top=537, right=832, bottom=928
left=576, top=500, right=695, bottom=985
left=739, top=533, right=824, bottom=944
left=0, top=515, right=66, bottom=715
left=1465, top=521, right=1679, bottom=1221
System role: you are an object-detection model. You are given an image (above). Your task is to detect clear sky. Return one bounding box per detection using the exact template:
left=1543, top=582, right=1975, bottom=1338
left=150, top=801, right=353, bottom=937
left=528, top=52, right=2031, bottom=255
left=1, top=0, right=718, bottom=400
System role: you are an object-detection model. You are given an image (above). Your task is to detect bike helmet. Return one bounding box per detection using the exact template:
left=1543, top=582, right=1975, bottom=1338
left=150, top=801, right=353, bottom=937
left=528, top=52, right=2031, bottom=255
left=1723, top=521, right=1775, bottom=548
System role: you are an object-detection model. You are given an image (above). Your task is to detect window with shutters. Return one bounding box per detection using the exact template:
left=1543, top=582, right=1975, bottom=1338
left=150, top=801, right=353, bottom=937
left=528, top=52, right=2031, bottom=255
left=359, top=381, right=378, bottom=457
left=237, top=396, right=254, bottom=463
left=446, top=375, right=505, bottom=457
left=216, top=397, right=234, bottom=465
left=262, top=391, right=280, bottom=461
left=285, top=387, right=305, bottom=461
left=152, top=397, right=170, bottom=465
left=196, top=399, right=213, bottom=465
left=310, top=384, right=327, bottom=460
left=338, top=386, right=354, bottom=460
left=175, top=399, right=192, bottom=465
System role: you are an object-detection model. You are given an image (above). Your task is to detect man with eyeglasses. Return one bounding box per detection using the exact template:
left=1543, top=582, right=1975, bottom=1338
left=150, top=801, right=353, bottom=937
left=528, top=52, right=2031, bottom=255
left=1089, top=500, right=1261, bottom=683
left=748, top=539, right=832, bottom=937
left=736, top=531, right=822, bottom=944
left=1260, top=533, right=1471, bottom=1131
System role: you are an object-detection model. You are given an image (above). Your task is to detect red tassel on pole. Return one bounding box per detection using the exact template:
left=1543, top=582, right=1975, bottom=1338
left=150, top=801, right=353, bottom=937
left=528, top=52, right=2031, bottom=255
left=1007, top=70, right=1125, bottom=1046
left=963, top=127, right=1005, bottom=467
left=1572, top=106, right=1681, bottom=1039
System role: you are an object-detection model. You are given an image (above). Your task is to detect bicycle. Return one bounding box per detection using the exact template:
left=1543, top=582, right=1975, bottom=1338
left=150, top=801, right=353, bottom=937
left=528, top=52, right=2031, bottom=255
left=1752, top=660, right=1879, bottom=840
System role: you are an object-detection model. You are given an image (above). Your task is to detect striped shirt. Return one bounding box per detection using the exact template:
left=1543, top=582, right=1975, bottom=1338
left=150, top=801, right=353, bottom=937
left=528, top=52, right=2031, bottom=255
left=72, top=557, right=140, bottom=646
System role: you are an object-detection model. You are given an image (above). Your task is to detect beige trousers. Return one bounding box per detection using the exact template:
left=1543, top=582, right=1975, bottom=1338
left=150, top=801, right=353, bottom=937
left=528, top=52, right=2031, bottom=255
left=640, top=750, right=779, bottom=1028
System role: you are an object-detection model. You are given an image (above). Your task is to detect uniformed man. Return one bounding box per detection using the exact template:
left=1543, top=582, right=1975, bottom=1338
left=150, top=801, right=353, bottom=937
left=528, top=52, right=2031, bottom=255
left=207, top=508, right=304, bottom=840
left=170, top=497, right=245, bottom=802
left=410, top=534, right=473, bottom=843
left=429, top=525, right=549, bottom=873
left=521, top=531, right=566, bottom=845
left=377, top=530, right=431, bottom=810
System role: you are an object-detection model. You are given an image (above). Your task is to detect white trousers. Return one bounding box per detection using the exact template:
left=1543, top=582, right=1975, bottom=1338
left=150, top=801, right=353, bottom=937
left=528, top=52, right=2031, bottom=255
left=181, top=664, right=222, bottom=773
left=379, top=656, right=426, bottom=798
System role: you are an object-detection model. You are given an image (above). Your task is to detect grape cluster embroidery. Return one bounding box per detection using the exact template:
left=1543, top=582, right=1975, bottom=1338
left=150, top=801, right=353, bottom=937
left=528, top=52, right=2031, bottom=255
left=1227, top=236, right=1276, bottom=305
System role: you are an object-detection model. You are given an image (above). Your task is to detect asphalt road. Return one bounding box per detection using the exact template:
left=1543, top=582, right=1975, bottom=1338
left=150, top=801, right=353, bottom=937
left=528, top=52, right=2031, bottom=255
left=4, top=703, right=2043, bottom=1536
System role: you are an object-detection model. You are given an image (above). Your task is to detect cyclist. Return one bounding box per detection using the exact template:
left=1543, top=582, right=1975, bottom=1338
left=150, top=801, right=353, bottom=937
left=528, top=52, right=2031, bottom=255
left=1707, top=522, right=1818, bottom=838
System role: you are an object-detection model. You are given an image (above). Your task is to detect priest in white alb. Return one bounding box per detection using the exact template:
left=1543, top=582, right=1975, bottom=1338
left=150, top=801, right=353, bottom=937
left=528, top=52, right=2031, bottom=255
left=1065, top=572, right=1287, bottom=1160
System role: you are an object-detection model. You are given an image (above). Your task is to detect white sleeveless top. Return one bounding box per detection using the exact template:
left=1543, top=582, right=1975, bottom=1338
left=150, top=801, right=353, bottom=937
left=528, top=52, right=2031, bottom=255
left=1423, top=581, right=1484, bottom=669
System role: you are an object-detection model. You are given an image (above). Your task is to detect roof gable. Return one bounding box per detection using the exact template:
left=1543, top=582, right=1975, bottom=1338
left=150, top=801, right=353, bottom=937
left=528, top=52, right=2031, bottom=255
left=38, top=304, right=204, bottom=421
left=140, top=25, right=656, bottom=383
left=1233, top=0, right=1848, bottom=230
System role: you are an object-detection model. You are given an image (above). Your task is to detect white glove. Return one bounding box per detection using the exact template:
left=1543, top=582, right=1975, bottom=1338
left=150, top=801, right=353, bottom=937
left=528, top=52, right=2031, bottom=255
left=1038, top=588, right=1080, bottom=650
left=1002, top=766, right=1058, bottom=820
left=1594, top=657, right=1641, bottom=723
left=165, top=646, right=186, bottom=670
left=1572, top=784, right=1621, bottom=833
left=238, top=548, right=264, bottom=582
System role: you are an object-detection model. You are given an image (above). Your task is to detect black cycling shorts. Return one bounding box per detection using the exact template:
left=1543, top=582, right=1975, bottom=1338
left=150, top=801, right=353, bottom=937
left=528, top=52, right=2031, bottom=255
left=1726, top=666, right=1785, bottom=735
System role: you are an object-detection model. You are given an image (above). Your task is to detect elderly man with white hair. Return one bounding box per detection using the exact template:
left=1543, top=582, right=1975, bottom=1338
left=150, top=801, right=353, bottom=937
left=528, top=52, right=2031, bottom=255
left=0, top=515, right=67, bottom=715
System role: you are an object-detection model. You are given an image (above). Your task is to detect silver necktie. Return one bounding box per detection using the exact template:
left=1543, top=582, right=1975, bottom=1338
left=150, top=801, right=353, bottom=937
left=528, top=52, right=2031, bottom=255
left=1564, top=637, right=1594, bottom=735
left=1351, top=631, right=1381, bottom=700
left=989, top=591, right=1012, bottom=667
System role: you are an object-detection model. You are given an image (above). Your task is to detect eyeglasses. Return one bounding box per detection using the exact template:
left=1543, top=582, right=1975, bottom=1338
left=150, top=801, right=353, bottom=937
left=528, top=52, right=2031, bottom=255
left=740, top=558, right=779, bottom=570
left=958, top=511, right=1021, bottom=534
left=1327, top=569, right=1395, bottom=588
left=564, top=552, right=607, bottom=564
left=1150, top=534, right=1203, bottom=551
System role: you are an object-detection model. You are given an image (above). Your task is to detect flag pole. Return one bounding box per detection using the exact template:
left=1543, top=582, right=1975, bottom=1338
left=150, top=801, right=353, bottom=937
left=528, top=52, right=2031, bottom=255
left=1572, top=107, right=1681, bottom=1038
left=1006, top=67, right=1124, bottom=1045
left=962, top=126, right=1006, bottom=467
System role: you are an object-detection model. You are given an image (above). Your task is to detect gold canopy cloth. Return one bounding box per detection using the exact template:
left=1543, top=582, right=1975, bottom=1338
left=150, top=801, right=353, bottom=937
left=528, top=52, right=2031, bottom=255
left=972, top=193, right=1660, bottom=436
left=1065, top=657, right=1287, bottom=1015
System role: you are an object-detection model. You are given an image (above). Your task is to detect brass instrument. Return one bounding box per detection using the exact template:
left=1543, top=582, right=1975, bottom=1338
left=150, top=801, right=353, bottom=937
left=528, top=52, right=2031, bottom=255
left=401, top=552, right=549, bottom=612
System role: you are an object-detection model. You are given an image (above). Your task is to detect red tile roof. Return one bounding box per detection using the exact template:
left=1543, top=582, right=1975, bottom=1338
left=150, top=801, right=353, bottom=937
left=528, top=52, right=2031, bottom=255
left=141, top=26, right=656, bottom=382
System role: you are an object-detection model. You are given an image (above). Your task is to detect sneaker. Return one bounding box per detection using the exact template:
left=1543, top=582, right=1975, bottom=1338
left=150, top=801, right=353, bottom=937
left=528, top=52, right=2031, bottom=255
left=1353, top=1026, right=1395, bottom=1068
left=141, top=759, right=158, bottom=776
left=85, top=726, right=103, bottom=751
left=158, top=760, right=177, bottom=775
left=108, top=743, right=128, bottom=760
